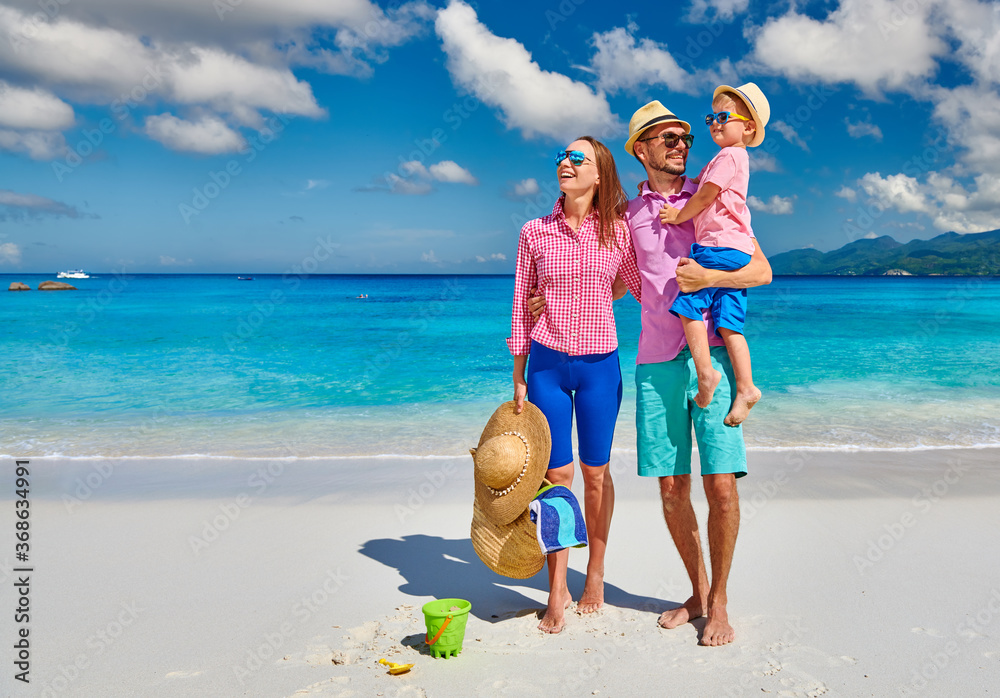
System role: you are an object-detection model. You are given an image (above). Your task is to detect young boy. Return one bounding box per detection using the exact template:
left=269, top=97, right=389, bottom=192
left=659, top=82, right=770, bottom=427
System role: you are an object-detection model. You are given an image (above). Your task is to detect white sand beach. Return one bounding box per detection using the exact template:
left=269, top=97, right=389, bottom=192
left=4, top=448, right=1000, bottom=697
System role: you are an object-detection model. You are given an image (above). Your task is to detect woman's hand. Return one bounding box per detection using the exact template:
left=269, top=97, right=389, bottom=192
left=659, top=205, right=681, bottom=224
left=513, top=376, right=527, bottom=414
left=513, top=355, right=528, bottom=414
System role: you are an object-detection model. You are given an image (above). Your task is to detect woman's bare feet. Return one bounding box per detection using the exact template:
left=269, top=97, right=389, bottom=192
left=657, top=595, right=705, bottom=629
left=700, top=606, right=736, bottom=646
left=694, top=369, right=722, bottom=409
left=577, top=572, right=604, bottom=614
left=538, top=590, right=572, bottom=633
left=724, top=386, right=761, bottom=426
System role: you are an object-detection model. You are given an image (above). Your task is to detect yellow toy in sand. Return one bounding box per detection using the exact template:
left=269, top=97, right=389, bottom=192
left=378, top=658, right=414, bottom=675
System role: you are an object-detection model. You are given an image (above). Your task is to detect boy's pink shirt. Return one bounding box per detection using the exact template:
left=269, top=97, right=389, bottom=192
left=692, top=146, right=755, bottom=255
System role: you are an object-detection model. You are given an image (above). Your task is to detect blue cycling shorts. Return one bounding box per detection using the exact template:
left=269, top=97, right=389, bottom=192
left=526, top=340, right=622, bottom=469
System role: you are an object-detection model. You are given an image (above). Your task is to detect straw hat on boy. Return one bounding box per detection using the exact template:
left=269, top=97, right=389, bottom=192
left=625, top=100, right=691, bottom=156
left=713, top=82, right=770, bottom=148
left=470, top=400, right=550, bottom=579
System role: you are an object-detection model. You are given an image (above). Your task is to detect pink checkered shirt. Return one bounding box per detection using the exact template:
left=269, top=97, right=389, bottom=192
left=507, top=198, right=642, bottom=356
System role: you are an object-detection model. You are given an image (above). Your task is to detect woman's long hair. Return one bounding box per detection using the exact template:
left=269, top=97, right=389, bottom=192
left=576, top=135, right=628, bottom=249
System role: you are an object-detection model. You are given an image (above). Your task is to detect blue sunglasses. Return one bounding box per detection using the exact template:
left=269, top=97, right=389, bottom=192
left=554, top=150, right=594, bottom=166
left=706, top=111, right=752, bottom=126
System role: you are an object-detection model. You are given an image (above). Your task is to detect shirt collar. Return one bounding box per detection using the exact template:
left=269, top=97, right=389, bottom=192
left=551, top=195, right=597, bottom=223
left=639, top=176, right=696, bottom=202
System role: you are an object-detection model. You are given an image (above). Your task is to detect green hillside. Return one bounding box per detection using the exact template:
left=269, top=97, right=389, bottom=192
left=770, top=230, right=1000, bottom=276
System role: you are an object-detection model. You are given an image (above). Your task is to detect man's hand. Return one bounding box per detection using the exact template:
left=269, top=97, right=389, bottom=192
left=675, top=257, right=708, bottom=294
left=528, top=289, right=546, bottom=319
left=660, top=205, right=681, bottom=225
left=676, top=243, right=773, bottom=294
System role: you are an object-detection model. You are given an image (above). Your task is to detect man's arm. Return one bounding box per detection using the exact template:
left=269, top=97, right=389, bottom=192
left=676, top=242, right=772, bottom=294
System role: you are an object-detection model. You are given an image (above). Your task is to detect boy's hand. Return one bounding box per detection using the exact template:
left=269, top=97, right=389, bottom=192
left=659, top=205, right=681, bottom=225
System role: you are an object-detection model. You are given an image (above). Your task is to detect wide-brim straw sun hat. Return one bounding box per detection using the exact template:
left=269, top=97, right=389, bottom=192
left=471, top=501, right=545, bottom=579
left=625, top=100, right=691, bottom=156
left=713, top=82, right=770, bottom=148
left=470, top=400, right=550, bottom=578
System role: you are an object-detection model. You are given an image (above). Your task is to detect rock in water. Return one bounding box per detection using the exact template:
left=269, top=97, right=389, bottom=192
left=38, top=281, right=77, bottom=290
left=8, top=282, right=30, bottom=291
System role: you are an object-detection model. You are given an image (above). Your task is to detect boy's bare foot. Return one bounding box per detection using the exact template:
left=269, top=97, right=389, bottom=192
left=694, top=369, right=722, bottom=408
left=700, top=606, right=736, bottom=646
left=538, top=591, right=572, bottom=634
left=724, top=386, right=761, bottom=426
left=658, top=595, right=705, bottom=629
left=577, top=573, right=604, bottom=614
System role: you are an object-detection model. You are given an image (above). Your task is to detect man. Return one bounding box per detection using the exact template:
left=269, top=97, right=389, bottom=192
left=624, top=101, right=771, bottom=646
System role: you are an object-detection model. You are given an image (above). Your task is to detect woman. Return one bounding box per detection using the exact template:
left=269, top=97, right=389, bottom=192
left=508, top=136, right=641, bottom=634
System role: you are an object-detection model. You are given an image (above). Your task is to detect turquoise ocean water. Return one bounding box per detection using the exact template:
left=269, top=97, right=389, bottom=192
left=2, top=273, right=999, bottom=458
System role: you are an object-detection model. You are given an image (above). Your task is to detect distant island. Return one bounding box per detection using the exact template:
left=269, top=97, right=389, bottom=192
left=769, top=229, right=1000, bottom=276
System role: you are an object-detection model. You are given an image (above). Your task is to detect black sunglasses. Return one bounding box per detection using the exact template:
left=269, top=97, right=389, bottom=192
left=637, top=132, right=694, bottom=149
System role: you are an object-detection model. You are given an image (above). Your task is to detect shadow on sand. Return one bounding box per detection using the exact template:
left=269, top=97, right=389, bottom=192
left=359, top=534, right=668, bottom=623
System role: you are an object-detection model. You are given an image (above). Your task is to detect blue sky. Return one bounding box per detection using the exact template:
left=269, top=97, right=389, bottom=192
left=0, top=0, right=998, bottom=273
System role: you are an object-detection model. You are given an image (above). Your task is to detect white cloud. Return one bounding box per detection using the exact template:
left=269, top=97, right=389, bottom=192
left=0, top=242, right=22, bottom=265
left=306, top=179, right=329, bottom=190
left=0, top=129, right=67, bottom=160
left=751, top=0, right=947, bottom=94
left=846, top=120, right=884, bottom=141
left=144, top=114, right=244, bottom=154
left=421, top=249, right=439, bottom=262
left=589, top=25, right=694, bottom=94
left=435, top=0, right=619, bottom=141
left=397, top=159, right=478, bottom=186
left=749, top=151, right=780, bottom=173
left=929, top=84, right=1000, bottom=177
left=858, top=171, right=1000, bottom=233
left=0, top=189, right=82, bottom=218
left=0, top=81, right=74, bottom=130
left=476, top=252, right=507, bottom=262
left=512, top=178, right=540, bottom=197
left=385, top=173, right=433, bottom=196
left=159, top=255, right=194, bottom=266
left=748, top=194, right=794, bottom=214
left=687, top=0, right=750, bottom=22
left=771, top=120, right=809, bottom=151
left=835, top=186, right=858, bottom=203
left=428, top=160, right=477, bottom=185
left=0, top=4, right=335, bottom=157
left=2, top=1, right=434, bottom=80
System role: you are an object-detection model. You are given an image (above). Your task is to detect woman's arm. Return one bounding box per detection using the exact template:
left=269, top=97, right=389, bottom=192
left=507, top=227, right=537, bottom=355
left=676, top=241, right=772, bottom=293
left=513, top=354, right=528, bottom=414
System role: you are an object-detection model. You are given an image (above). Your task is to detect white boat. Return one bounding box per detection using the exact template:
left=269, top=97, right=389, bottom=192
left=57, top=270, right=90, bottom=279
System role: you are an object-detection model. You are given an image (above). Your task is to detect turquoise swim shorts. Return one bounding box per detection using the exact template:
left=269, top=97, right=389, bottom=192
left=635, top=346, right=747, bottom=479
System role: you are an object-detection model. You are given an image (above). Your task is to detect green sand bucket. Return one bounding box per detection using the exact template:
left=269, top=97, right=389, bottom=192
left=421, top=598, right=471, bottom=658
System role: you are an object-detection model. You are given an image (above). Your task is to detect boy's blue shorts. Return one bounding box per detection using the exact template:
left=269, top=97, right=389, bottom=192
left=670, top=244, right=752, bottom=336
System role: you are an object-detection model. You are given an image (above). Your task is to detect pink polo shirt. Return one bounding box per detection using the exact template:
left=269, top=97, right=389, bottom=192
left=692, top=146, right=755, bottom=256
left=626, top=178, right=729, bottom=364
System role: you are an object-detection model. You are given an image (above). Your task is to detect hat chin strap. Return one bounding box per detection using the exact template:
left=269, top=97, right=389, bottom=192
left=485, top=431, right=531, bottom=497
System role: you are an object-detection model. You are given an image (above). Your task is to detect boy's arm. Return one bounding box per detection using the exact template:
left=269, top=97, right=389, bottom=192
left=676, top=242, right=772, bottom=293
left=663, top=182, right=720, bottom=225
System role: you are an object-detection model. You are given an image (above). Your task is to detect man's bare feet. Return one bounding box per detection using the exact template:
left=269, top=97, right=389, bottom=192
left=724, top=386, right=761, bottom=426
left=577, top=573, right=604, bottom=614
left=700, top=606, right=735, bottom=646
left=694, top=369, right=722, bottom=408
left=538, top=591, right=572, bottom=633
left=657, top=595, right=705, bottom=629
